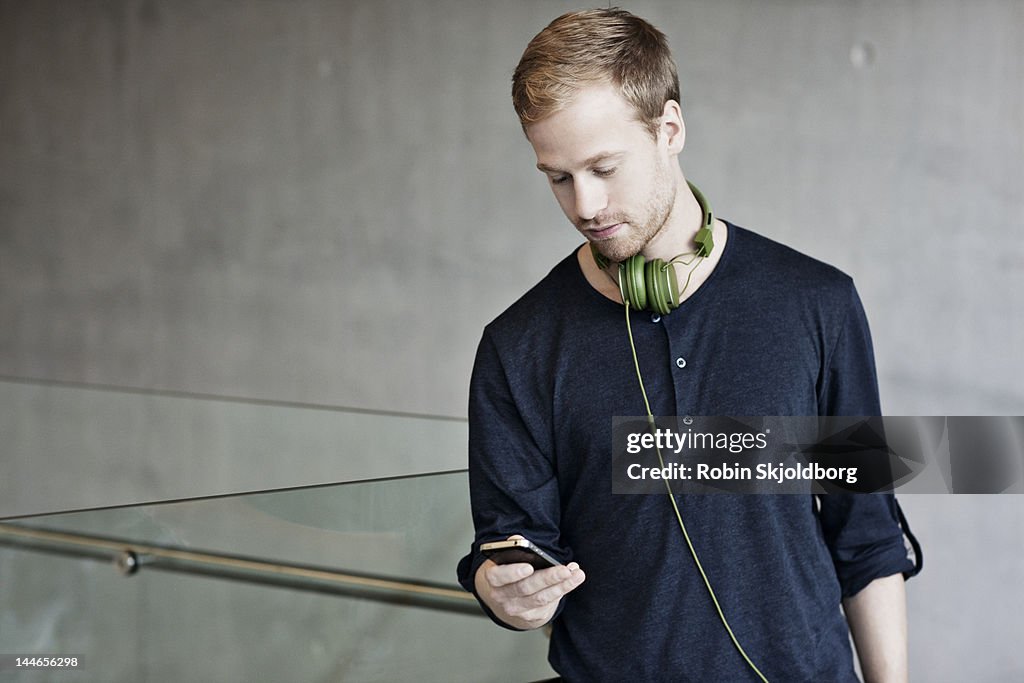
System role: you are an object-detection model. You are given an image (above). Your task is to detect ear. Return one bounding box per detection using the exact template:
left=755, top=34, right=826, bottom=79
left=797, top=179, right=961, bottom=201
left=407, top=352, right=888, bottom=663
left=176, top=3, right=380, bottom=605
left=660, top=99, right=685, bottom=154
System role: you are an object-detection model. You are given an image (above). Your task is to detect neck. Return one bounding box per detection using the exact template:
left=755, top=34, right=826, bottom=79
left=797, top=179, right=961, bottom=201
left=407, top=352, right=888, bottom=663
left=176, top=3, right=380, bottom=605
left=641, top=173, right=706, bottom=263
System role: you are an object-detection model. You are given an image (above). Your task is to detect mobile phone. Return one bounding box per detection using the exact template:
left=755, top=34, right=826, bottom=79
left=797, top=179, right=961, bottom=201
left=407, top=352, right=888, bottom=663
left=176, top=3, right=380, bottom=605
left=480, top=538, right=561, bottom=569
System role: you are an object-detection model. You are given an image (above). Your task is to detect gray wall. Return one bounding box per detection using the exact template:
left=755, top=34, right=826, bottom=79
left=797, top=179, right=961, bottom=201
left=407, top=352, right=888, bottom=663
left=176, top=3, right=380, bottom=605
left=2, top=1, right=1023, bottom=681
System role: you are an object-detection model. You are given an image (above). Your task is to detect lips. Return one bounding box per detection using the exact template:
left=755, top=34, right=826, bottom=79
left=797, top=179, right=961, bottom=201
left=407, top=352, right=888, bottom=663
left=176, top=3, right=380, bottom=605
left=588, top=223, right=622, bottom=239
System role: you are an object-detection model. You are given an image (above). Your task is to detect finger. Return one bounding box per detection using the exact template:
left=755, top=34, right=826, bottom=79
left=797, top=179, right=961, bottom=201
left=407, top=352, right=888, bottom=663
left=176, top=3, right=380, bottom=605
left=512, top=565, right=577, bottom=593
left=528, top=566, right=585, bottom=605
left=510, top=563, right=584, bottom=599
left=505, top=568, right=587, bottom=618
left=484, top=560, right=535, bottom=588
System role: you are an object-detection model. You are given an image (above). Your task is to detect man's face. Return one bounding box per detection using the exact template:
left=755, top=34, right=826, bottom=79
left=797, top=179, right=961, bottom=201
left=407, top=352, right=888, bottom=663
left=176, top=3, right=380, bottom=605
left=526, top=83, right=678, bottom=262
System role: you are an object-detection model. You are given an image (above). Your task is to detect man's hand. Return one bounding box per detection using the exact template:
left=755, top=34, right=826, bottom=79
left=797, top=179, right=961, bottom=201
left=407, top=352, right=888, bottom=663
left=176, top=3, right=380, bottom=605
left=474, top=538, right=586, bottom=630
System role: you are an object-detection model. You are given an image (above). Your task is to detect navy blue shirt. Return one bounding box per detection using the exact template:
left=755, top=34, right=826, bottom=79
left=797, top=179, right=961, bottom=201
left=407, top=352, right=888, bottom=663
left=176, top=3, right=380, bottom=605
left=458, top=224, right=918, bottom=681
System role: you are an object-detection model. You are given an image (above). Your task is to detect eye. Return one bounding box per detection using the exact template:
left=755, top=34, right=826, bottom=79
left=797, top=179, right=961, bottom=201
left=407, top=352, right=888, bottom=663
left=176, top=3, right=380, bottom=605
left=593, top=167, right=616, bottom=178
left=550, top=175, right=570, bottom=185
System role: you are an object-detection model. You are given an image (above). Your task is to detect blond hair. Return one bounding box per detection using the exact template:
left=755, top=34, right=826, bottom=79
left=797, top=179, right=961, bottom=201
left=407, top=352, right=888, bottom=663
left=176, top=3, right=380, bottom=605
left=512, top=8, right=680, bottom=138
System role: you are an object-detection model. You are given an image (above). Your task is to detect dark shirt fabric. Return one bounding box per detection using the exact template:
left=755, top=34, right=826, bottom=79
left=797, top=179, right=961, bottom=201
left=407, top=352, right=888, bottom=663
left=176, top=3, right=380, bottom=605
left=457, top=224, right=918, bottom=682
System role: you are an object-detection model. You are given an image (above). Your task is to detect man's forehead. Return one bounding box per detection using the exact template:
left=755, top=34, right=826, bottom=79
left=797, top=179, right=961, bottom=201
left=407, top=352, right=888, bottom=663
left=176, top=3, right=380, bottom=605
left=527, top=84, right=635, bottom=133
left=526, top=88, right=647, bottom=171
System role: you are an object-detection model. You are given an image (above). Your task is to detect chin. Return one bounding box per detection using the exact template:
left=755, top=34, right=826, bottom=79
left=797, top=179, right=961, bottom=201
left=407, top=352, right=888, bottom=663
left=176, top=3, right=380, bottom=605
left=597, top=244, right=639, bottom=264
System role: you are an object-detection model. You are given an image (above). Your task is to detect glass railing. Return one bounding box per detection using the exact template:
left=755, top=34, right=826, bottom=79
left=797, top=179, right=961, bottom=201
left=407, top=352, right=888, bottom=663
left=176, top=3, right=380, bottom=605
left=0, top=376, right=470, bottom=518
left=0, top=473, right=557, bottom=682
left=0, top=378, right=557, bottom=682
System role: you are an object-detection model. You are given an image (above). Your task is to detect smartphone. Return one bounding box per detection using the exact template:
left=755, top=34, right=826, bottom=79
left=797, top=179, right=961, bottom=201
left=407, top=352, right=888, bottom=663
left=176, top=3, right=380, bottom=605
left=480, top=538, right=561, bottom=569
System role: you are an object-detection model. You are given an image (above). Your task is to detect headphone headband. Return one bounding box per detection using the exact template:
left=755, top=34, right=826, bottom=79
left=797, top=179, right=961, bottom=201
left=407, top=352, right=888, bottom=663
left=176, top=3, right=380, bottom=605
left=688, top=181, right=715, bottom=258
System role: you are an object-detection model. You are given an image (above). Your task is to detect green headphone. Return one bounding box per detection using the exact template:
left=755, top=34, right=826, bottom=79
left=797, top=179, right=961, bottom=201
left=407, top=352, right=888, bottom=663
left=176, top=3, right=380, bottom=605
left=590, top=181, right=715, bottom=316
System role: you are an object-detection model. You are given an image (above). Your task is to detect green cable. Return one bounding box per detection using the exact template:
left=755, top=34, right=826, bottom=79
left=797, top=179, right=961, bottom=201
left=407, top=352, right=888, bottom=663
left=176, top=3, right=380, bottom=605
left=621, top=281, right=770, bottom=683
left=666, top=253, right=704, bottom=304
left=665, top=251, right=700, bottom=267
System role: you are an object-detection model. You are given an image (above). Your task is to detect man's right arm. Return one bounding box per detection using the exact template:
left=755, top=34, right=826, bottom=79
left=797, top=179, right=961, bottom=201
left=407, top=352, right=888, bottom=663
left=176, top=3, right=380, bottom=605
left=474, top=554, right=586, bottom=631
left=460, top=328, right=578, bottom=627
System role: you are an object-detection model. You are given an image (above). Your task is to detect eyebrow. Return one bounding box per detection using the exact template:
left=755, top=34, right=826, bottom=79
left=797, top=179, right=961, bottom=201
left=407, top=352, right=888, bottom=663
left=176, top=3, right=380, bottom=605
left=536, top=151, right=624, bottom=174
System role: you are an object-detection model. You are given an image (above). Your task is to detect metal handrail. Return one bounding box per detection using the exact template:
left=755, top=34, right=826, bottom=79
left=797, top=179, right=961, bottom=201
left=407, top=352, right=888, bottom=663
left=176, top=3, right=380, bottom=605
left=0, top=523, right=483, bottom=617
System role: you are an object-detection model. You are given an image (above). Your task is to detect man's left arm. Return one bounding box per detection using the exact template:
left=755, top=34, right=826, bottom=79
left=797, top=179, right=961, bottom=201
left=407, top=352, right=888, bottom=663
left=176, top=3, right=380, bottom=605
left=817, top=278, right=920, bottom=683
left=843, top=573, right=908, bottom=683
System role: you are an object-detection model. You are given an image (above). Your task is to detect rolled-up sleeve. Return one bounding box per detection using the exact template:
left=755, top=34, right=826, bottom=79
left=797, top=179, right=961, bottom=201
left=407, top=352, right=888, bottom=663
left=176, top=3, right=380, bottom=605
left=816, top=280, right=921, bottom=597
left=817, top=493, right=918, bottom=597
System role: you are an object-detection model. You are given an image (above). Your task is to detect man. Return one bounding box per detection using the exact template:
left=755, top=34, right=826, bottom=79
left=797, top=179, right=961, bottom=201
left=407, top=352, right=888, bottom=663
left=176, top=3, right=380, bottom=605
left=457, top=9, right=919, bottom=681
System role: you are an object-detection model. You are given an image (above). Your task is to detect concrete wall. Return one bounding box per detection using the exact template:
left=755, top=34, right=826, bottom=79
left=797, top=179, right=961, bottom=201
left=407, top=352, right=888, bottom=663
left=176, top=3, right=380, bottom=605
left=2, top=1, right=1022, bottom=681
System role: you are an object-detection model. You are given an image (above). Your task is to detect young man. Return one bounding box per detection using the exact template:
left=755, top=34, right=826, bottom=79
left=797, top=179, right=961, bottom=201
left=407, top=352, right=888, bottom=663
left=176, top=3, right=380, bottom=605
left=458, top=9, right=919, bottom=681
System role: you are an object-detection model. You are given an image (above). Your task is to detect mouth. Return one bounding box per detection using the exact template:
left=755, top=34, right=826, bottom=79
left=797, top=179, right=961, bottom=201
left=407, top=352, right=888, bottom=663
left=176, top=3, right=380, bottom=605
left=586, top=223, right=623, bottom=240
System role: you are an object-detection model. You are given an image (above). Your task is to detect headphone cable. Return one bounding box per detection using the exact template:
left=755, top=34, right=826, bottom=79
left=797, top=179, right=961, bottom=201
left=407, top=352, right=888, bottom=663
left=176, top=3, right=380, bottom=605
left=622, top=285, right=770, bottom=683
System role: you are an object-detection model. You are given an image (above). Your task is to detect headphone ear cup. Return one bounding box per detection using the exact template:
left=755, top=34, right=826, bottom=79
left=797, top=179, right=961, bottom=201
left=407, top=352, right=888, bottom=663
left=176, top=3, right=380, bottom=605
left=620, top=255, right=648, bottom=311
left=645, top=259, right=676, bottom=316
left=659, top=261, right=679, bottom=314
left=644, top=259, right=663, bottom=314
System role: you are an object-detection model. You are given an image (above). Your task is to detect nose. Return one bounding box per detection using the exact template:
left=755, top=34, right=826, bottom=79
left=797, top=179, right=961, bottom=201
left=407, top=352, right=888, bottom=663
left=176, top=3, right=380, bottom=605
left=573, top=178, right=607, bottom=223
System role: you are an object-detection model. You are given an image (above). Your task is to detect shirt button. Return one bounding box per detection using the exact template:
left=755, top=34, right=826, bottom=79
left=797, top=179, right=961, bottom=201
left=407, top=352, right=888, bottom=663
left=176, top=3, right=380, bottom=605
left=676, top=357, right=687, bottom=368
left=651, top=314, right=661, bottom=323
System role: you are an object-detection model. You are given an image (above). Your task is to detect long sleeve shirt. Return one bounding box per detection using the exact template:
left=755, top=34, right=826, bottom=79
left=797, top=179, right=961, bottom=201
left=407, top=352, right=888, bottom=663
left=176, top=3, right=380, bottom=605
left=458, top=223, right=919, bottom=682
